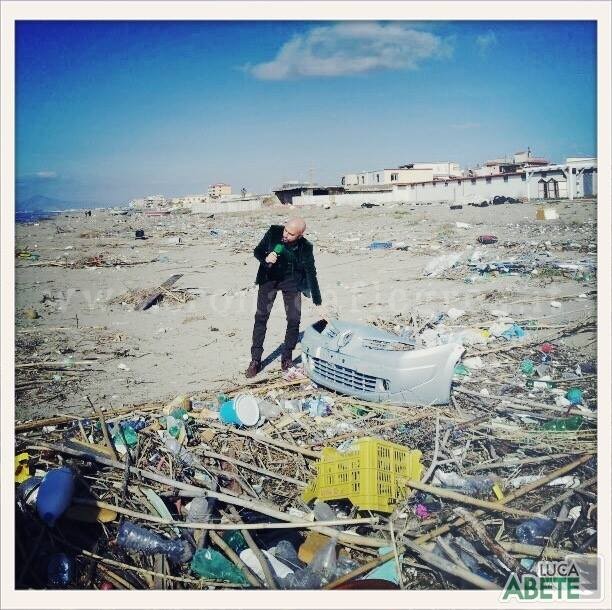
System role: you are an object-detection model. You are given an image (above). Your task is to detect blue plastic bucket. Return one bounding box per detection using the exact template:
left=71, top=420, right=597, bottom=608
left=219, top=394, right=260, bottom=426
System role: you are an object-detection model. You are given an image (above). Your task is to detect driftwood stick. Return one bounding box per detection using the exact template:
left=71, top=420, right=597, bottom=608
left=209, top=530, right=263, bottom=588
left=72, top=497, right=375, bottom=530
left=228, top=507, right=278, bottom=590
left=415, top=453, right=594, bottom=544
left=436, top=535, right=469, bottom=571
left=324, top=549, right=398, bottom=589
left=196, top=446, right=306, bottom=487
left=406, top=480, right=543, bottom=519
left=455, top=508, right=522, bottom=573
left=455, top=387, right=596, bottom=420
left=500, top=542, right=597, bottom=561
left=206, top=421, right=321, bottom=458
left=86, top=396, right=119, bottom=461
left=465, top=452, right=572, bottom=472
left=402, top=539, right=500, bottom=590
left=539, top=476, right=597, bottom=512
left=421, top=415, right=440, bottom=484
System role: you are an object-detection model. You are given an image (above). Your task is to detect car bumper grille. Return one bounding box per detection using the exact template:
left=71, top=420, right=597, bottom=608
left=312, top=356, right=384, bottom=393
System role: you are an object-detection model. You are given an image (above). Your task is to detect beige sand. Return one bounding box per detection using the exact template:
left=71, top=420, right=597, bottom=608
left=15, top=199, right=597, bottom=421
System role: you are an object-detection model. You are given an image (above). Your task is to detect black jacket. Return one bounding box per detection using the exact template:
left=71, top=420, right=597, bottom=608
left=253, top=225, right=322, bottom=305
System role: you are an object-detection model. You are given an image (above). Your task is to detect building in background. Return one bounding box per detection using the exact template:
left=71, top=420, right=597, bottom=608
left=208, top=183, right=232, bottom=199
left=471, top=149, right=550, bottom=177
left=273, top=182, right=344, bottom=205
left=341, top=161, right=461, bottom=187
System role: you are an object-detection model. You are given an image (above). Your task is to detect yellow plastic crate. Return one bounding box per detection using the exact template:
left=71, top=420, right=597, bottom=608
left=302, top=437, right=423, bottom=513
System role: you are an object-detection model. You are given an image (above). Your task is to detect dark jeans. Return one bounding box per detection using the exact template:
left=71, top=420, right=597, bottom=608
left=251, top=278, right=301, bottom=362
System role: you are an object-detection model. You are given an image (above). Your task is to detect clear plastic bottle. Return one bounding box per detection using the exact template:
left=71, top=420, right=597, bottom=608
left=36, top=467, right=75, bottom=527
left=186, top=497, right=213, bottom=527
left=164, top=436, right=200, bottom=467
left=47, top=552, right=74, bottom=588
left=117, top=521, right=192, bottom=563
left=515, top=517, right=555, bottom=544
left=280, top=538, right=337, bottom=589
left=273, top=540, right=304, bottom=571
left=313, top=501, right=337, bottom=523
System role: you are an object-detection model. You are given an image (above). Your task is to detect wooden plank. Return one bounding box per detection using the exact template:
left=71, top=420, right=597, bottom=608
left=134, top=274, right=183, bottom=311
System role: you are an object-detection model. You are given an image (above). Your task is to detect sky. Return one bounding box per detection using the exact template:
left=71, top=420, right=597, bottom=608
left=15, top=20, right=597, bottom=208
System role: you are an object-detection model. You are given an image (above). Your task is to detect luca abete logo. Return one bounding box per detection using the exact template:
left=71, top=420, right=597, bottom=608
left=501, top=558, right=599, bottom=602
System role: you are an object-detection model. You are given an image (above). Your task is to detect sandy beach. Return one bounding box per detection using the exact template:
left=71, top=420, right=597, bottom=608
left=15, top=199, right=597, bottom=422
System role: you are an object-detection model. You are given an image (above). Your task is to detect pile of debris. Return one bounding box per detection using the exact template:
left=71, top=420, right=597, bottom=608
left=14, top=312, right=597, bottom=591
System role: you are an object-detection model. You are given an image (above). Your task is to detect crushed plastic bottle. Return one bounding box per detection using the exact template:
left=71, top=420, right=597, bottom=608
left=47, top=552, right=74, bottom=588
left=222, top=530, right=249, bottom=554
left=281, top=538, right=337, bottom=589
left=432, top=470, right=497, bottom=497
left=164, top=415, right=183, bottom=438
left=163, top=436, right=199, bottom=467
left=117, top=521, right=192, bottom=563
left=273, top=540, right=304, bottom=571
left=516, top=517, right=555, bottom=544
left=186, top=497, right=213, bottom=528
left=313, top=501, right=337, bottom=523
left=36, top=467, right=75, bottom=526
left=190, top=548, right=249, bottom=584
left=113, top=423, right=138, bottom=448
left=541, top=415, right=583, bottom=431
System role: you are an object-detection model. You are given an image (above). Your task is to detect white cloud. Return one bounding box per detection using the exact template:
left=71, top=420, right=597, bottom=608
left=35, top=171, right=57, bottom=179
left=476, top=31, right=497, bottom=54
left=248, top=22, right=452, bottom=80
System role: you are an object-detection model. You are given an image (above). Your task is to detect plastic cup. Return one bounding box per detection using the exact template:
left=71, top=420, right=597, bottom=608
left=219, top=395, right=260, bottom=427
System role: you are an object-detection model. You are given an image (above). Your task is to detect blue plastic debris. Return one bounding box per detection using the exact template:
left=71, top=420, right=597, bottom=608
left=501, top=324, right=526, bottom=340
left=368, top=241, right=393, bottom=250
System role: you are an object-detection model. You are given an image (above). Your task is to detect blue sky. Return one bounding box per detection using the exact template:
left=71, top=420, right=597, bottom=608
left=15, top=20, right=597, bottom=207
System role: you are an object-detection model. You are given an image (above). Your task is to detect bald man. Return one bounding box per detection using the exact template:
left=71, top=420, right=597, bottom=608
left=246, top=218, right=322, bottom=378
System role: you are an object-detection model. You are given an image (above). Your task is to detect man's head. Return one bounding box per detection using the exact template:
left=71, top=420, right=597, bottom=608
left=282, top=217, right=306, bottom=244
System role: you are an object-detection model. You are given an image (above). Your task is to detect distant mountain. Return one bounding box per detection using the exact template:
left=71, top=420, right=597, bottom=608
left=17, top=194, right=101, bottom=212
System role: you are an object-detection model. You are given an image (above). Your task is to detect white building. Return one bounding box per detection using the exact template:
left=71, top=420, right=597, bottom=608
left=293, top=157, right=597, bottom=206
left=129, top=194, right=168, bottom=209
left=341, top=161, right=460, bottom=187
left=208, top=183, right=232, bottom=198
left=472, top=150, right=549, bottom=177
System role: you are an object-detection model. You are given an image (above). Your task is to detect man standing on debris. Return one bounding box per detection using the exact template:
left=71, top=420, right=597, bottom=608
left=246, top=217, right=323, bottom=378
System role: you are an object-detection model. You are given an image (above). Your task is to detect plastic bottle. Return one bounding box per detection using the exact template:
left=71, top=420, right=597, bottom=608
left=541, top=415, right=583, bottom=431
left=186, top=497, right=213, bottom=528
left=117, top=424, right=138, bottom=447
left=17, top=475, right=42, bottom=508
left=164, top=436, right=200, bottom=467
left=171, top=407, right=189, bottom=421
left=515, top=517, right=555, bottom=544
left=165, top=415, right=182, bottom=438
left=222, top=530, right=249, bottom=554
left=117, top=521, right=192, bottom=563
left=190, top=548, right=249, bottom=584
left=36, top=467, right=75, bottom=526
left=273, top=540, right=304, bottom=571
left=280, top=538, right=337, bottom=589
left=47, top=553, right=74, bottom=587
left=313, top=501, right=337, bottom=523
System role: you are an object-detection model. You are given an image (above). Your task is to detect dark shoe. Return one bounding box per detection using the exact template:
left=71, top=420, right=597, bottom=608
left=245, top=360, right=261, bottom=378
left=281, top=356, right=293, bottom=371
